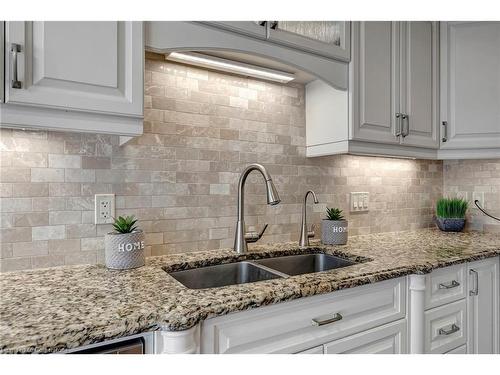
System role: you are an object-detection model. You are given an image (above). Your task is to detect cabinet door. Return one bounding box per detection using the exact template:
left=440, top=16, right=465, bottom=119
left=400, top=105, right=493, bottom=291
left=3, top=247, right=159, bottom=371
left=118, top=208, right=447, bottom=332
left=268, top=21, right=350, bottom=61
left=202, top=22, right=267, bottom=39
left=4, top=21, right=143, bottom=117
left=440, top=22, right=500, bottom=149
left=467, top=257, right=499, bottom=354
left=351, top=22, right=400, bottom=144
left=324, top=320, right=407, bottom=354
left=400, top=22, right=439, bottom=149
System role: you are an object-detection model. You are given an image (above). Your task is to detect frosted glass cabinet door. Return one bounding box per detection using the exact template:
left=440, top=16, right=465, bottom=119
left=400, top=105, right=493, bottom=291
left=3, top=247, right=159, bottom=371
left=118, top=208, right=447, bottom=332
left=4, top=21, right=143, bottom=117
left=268, top=21, right=350, bottom=61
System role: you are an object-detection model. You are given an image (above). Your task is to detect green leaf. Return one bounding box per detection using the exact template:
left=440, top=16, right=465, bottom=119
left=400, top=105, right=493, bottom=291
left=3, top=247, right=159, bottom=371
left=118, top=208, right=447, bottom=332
left=326, top=207, right=344, bottom=221
left=112, top=215, right=140, bottom=233
left=436, top=197, right=468, bottom=218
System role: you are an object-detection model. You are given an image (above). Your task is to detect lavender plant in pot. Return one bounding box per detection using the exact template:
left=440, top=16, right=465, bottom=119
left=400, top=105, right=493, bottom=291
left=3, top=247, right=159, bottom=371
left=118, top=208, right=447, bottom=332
left=105, top=215, right=145, bottom=270
left=321, top=207, right=348, bottom=245
left=435, top=198, right=468, bottom=232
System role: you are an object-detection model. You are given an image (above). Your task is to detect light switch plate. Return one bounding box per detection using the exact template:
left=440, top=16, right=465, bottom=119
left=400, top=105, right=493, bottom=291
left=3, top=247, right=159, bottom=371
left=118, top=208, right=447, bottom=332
left=350, top=192, right=369, bottom=212
left=95, top=194, right=115, bottom=224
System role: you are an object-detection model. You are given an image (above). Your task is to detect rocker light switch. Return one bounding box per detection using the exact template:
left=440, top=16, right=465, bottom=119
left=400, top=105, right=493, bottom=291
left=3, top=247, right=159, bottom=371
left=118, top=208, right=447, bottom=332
left=350, top=192, right=369, bottom=212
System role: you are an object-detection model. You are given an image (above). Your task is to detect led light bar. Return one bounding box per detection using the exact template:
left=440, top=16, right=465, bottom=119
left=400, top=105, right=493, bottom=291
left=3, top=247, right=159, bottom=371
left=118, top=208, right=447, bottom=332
left=166, top=51, right=295, bottom=83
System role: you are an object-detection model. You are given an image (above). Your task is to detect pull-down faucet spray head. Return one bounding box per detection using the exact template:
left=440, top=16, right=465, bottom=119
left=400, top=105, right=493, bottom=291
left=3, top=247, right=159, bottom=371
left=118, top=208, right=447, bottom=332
left=265, top=179, right=281, bottom=206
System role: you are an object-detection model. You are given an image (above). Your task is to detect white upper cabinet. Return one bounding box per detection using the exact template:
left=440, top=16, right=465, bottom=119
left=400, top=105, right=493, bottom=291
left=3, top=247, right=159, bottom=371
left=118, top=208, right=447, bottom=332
left=440, top=22, right=500, bottom=155
left=351, top=21, right=400, bottom=145
left=268, top=21, right=350, bottom=61
left=2, top=21, right=144, bottom=137
left=400, top=22, right=439, bottom=148
left=202, top=21, right=350, bottom=62
left=307, top=21, right=439, bottom=158
left=352, top=21, right=438, bottom=149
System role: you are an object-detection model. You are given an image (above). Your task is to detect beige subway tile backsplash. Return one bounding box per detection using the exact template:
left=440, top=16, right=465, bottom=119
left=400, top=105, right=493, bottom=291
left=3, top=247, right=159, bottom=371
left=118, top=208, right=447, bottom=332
left=5, top=57, right=496, bottom=272
left=444, top=159, right=500, bottom=232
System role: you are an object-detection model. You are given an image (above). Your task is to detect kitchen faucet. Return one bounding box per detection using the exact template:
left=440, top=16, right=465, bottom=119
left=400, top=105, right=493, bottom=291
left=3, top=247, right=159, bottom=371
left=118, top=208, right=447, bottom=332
left=234, top=164, right=281, bottom=253
left=299, top=190, right=319, bottom=248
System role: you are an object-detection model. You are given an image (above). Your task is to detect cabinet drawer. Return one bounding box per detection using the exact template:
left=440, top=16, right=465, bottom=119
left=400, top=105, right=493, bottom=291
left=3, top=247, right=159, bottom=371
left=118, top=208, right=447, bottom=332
left=425, top=300, right=466, bottom=354
left=445, top=345, right=467, bottom=354
left=324, top=319, right=407, bottom=354
left=425, top=264, right=466, bottom=309
left=200, top=277, right=405, bottom=354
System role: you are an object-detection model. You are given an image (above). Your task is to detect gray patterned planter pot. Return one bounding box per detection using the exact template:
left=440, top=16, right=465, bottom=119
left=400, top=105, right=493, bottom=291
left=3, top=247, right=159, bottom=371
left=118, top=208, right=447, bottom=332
left=321, top=220, right=348, bottom=245
left=436, top=217, right=466, bottom=232
left=105, top=230, right=145, bottom=270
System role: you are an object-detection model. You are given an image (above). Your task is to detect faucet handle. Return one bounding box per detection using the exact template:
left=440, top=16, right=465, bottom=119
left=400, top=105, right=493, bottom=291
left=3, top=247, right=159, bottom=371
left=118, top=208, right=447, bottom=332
left=308, top=224, right=316, bottom=239
left=245, top=224, right=269, bottom=243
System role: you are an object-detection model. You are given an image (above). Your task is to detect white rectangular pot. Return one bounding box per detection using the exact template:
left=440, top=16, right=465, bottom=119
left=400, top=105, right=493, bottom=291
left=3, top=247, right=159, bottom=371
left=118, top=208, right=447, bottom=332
left=104, top=230, right=145, bottom=270
left=321, top=220, right=348, bottom=245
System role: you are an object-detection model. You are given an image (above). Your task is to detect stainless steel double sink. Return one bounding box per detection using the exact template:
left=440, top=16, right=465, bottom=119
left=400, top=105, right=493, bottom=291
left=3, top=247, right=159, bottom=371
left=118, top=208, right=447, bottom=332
left=167, top=253, right=357, bottom=289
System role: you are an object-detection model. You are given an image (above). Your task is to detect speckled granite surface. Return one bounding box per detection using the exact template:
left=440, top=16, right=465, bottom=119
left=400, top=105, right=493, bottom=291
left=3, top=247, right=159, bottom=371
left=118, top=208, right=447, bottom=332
left=1, top=229, right=499, bottom=353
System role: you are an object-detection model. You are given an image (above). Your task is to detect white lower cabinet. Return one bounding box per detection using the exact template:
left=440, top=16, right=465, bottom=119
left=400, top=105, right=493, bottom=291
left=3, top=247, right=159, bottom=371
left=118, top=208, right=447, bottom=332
left=156, top=256, right=499, bottom=354
left=467, top=257, right=500, bottom=354
left=323, top=319, right=407, bottom=354
left=409, top=256, right=500, bottom=354
left=424, top=263, right=466, bottom=309
left=200, top=277, right=406, bottom=354
left=424, top=300, right=467, bottom=354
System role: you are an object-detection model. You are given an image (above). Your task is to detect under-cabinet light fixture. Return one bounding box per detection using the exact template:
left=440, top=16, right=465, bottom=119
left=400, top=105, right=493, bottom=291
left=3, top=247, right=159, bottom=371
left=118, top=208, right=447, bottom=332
left=166, top=52, right=295, bottom=83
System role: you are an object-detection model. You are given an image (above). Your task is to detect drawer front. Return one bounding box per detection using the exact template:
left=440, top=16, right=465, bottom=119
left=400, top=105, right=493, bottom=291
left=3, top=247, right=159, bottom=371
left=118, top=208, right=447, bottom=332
left=425, top=264, right=466, bottom=309
left=425, top=299, right=467, bottom=354
left=295, top=345, right=323, bottom=354
left=324, top=319, right=407, bottom=354
left=200, top=277, right=406, bottom=354
left=445, top=345, right=467, bottom=354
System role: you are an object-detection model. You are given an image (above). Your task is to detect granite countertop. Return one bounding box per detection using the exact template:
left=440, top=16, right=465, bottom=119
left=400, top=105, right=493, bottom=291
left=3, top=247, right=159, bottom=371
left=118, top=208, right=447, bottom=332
left=1, top=228, right=499, bottom=353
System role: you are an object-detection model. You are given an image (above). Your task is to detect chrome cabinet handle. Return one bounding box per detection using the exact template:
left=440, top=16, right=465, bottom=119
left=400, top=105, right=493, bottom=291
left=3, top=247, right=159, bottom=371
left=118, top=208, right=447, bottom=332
left=401, top=114, right=409, bottom=137
left=312, top=312, right=343, bottom=326
left=245, top=223, right=268, bottom=243
left=269, top=21, right=278, bottom=30
left=442, top=121, right=448, bottom=142
left=395, top=113, right=402, bottom=137
left=10, top=43, right=22, bottom=89
left=438, top=280, right=460, bottom=289
left=257, top=21, right=267, bottom=26
left=469, top=269, right=478, bottom=296
left=438, top=323, right=460, bottom=336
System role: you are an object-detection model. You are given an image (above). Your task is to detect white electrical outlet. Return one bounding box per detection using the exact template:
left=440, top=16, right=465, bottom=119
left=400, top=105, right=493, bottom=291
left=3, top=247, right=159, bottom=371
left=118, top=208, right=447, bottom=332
left=350, top=192, right=369, bottom=212
left=95, top=194, right=115, bottom=224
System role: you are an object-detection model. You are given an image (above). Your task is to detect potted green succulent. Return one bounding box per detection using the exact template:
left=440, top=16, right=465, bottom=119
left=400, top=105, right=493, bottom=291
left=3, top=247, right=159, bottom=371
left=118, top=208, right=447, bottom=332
left=104, top=215, right=145, bottom=270
left=321, top=207, right=348, bottom=245
left=435, top=198, right=468, bottom=232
